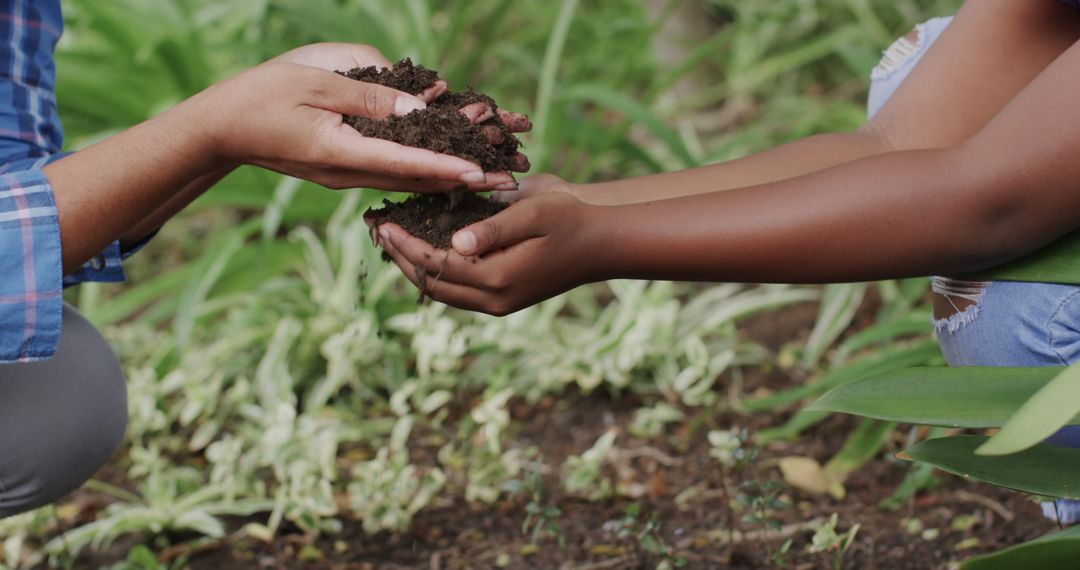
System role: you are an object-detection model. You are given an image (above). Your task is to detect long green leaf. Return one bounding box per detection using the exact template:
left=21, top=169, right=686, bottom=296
left=904, top=436, right=1080, bottom=499
left=978, top=361, right=1080, bottom=456
left=962, top=526, right=1080, bottom=570
left=969, top=230, right=1080, bottom=285
left=809, top=366, right=1069, bottom=428
left=745, top=339, right=942, bottom=412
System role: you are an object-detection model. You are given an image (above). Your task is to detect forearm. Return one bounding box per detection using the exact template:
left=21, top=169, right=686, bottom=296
left=118, top=166, right=235, bottom=250
left=592, top=147, right=1006, bottom=284
left=44, top=99, right=221, bottom=272
left=581, top=131, right=888, bottom=205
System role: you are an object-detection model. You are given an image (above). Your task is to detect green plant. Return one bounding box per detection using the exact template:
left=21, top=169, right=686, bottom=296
left=812, top=278, right=1080, bottom=566
left=0, top=0, right=976, bottom=565
left=807, top=513, right=860, bottom=570
left=562, top=431, right=618, bottom=501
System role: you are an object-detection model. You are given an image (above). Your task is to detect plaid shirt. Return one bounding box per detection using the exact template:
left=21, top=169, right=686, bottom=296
left=1, top=0, right=142, bottom=363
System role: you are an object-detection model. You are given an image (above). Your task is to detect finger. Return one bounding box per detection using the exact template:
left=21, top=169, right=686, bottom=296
left=484, top=171, right=517, bottom=189
left=460, top=102, right=495, bottom=124
left=299, top=163, right=514, bottom=192
left=381, top=237, right=503, bottom=312
left=481, top=125, right=505, bottom=145
left=418, top=80, right=448, bottom=104
left=507, top=153, right=531, bottom=173
left=498, top=111, right=532, bottom=133
left=381, top=224, right=491, bottom=287
left=324, top=126, right=487, bottom=183
left=451, top=202, right=545, bottom=257
left=316, top=70, right=428, bottom=119
left=490, top=190, right=523, bottom=205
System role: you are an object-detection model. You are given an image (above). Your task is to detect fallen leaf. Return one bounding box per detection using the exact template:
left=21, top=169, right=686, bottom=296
left=778, top=456, right=829, bottom=496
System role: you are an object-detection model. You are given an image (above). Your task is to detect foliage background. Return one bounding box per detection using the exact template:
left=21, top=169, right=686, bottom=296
left=2, top=0, right=967, bottom=567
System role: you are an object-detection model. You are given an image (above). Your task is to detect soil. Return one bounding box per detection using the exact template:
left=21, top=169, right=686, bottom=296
left=341, top=59, right=521, bottom=251
left=367, top=193, right=507, bottom=250
left=340, top=59, right=521, bottom=173
left=58, top=297, right=1061, bottom=570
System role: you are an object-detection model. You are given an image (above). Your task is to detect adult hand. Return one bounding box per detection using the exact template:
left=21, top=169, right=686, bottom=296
left=277, top=43, right=534, bottom=177
left=193, top=43, right=530, bottom=192
left=374, top=192, right=605, bottom=315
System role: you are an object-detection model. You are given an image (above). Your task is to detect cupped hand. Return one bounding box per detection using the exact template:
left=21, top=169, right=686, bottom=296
left=194, top=43, right=531, bottom=192
left=372, top=192, right=604, bottom=315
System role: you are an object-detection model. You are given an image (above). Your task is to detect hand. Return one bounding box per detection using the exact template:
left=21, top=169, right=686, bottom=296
left=374, top=192, right=603, bottom=315
left=276, top=43, right=534, bottom=178
left=190, top=43, right=528, bottom=192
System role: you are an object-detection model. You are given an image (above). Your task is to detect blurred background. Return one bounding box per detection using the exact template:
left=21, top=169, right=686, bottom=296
left=3, top=1, right=1000, bottom=568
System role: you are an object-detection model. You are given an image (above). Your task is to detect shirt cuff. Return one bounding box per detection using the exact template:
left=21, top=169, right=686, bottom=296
left=0, top=169, right=63, bottom=363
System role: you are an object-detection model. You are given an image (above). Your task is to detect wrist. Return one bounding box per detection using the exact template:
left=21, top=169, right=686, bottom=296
left=171, top=84, right=239, bottom=172
left=574, top=182, right=622, bottom=206
left=577, top=203, right=619, bottom=283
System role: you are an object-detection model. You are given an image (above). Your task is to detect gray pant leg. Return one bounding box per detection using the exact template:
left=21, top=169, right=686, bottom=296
left=0, top=304, right=128, bottom=519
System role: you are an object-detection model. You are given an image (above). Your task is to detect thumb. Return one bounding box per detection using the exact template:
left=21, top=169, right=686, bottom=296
left=452, top=204, right=541, bottom=257
left=318, top=71, right=427, bottom=119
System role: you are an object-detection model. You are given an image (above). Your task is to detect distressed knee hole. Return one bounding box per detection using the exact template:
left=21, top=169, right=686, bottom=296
left=872, top=27, right=922, bottom=79
left=932, top=277, right=989, bottom=334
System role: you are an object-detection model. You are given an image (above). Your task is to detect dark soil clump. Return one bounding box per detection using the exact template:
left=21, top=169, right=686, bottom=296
left=338, top=58, right=440, bottom=96
left=368, top=193, right=507, bottom=250
left=339, top=59, right=522, bottom=172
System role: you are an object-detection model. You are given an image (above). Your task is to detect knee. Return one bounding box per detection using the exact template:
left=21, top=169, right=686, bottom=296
left=867, top=16, right=954, bottom=118
left=0, top=307, right=128, bottom=519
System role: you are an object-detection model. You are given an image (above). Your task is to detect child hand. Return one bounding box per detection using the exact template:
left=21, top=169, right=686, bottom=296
left=376, top=192, right=604, bottom=315
left=190, top=43, right=527, bottom=192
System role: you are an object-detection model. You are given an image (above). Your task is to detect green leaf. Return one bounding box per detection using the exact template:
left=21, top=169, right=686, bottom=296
left=978, top=361, right=1080, bottom=456
left=809, top=367, right=1069, bottom=428
left=904, top=436, right=1080, bottom=499
left=961, top=526, right=1080, bottom=570
left=745, top=339, right=943, bottom=412
left=968, top=230, right=1080, bottom=285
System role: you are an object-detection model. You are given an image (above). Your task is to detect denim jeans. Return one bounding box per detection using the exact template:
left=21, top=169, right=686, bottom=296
left=868, top=16, right=1080, bottom=525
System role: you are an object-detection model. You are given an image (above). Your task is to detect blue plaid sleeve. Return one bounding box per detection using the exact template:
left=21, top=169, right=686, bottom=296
left=0, top=0, right=160, bottom=362
left=0, top=169, right=62, bottom=363
left=0, top=0, right=159, bottom=362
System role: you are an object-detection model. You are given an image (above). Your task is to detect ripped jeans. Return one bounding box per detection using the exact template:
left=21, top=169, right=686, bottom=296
left=870, top=16, right=1080, bottom=524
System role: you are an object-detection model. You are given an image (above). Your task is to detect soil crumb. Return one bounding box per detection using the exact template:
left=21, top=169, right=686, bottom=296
left=339, top=59, right=522, bottom=172
left=368, top=193, right=508, bottom=250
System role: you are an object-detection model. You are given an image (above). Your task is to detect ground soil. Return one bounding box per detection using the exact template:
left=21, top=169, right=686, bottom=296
left=56, top=296, right=1061, bottom=570
left=341, top=59, right=521, bottom=173
left=367, top=193, right=507, bottom=250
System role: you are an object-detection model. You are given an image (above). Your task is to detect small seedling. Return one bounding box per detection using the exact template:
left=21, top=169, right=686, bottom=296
left=808, top=513, right=860, bottom=570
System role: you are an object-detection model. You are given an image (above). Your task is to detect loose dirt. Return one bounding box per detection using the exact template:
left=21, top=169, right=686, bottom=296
left=341, top=59, right=522, bottom=250
left=367, top=193, right=507, bottom=251
left=341, top=59, right=521, bottom=173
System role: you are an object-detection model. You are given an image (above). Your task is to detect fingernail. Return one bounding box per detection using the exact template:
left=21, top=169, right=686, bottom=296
left=395, top=97, right=426, bottom=116
left=494, top=182, right=519, bottom=191
left=379, top=227, right=390, bottom=244
left=453, top=231, right=478, bottom=255
left=460, top=171, right=487, bottom=184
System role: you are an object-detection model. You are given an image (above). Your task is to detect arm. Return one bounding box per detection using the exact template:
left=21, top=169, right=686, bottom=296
left=376, top=21, right=1080, bottom=314
left=568, top=0, right=1080, bottom=205
left=48, top=44, right=522, bottom=273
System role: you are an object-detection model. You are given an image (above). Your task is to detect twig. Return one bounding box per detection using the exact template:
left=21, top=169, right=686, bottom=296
left=676, top=517, right=826, bottom=549
left=952, top=490, right=1014, bottom=522
left=616, top=446, right=684, bottom=466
